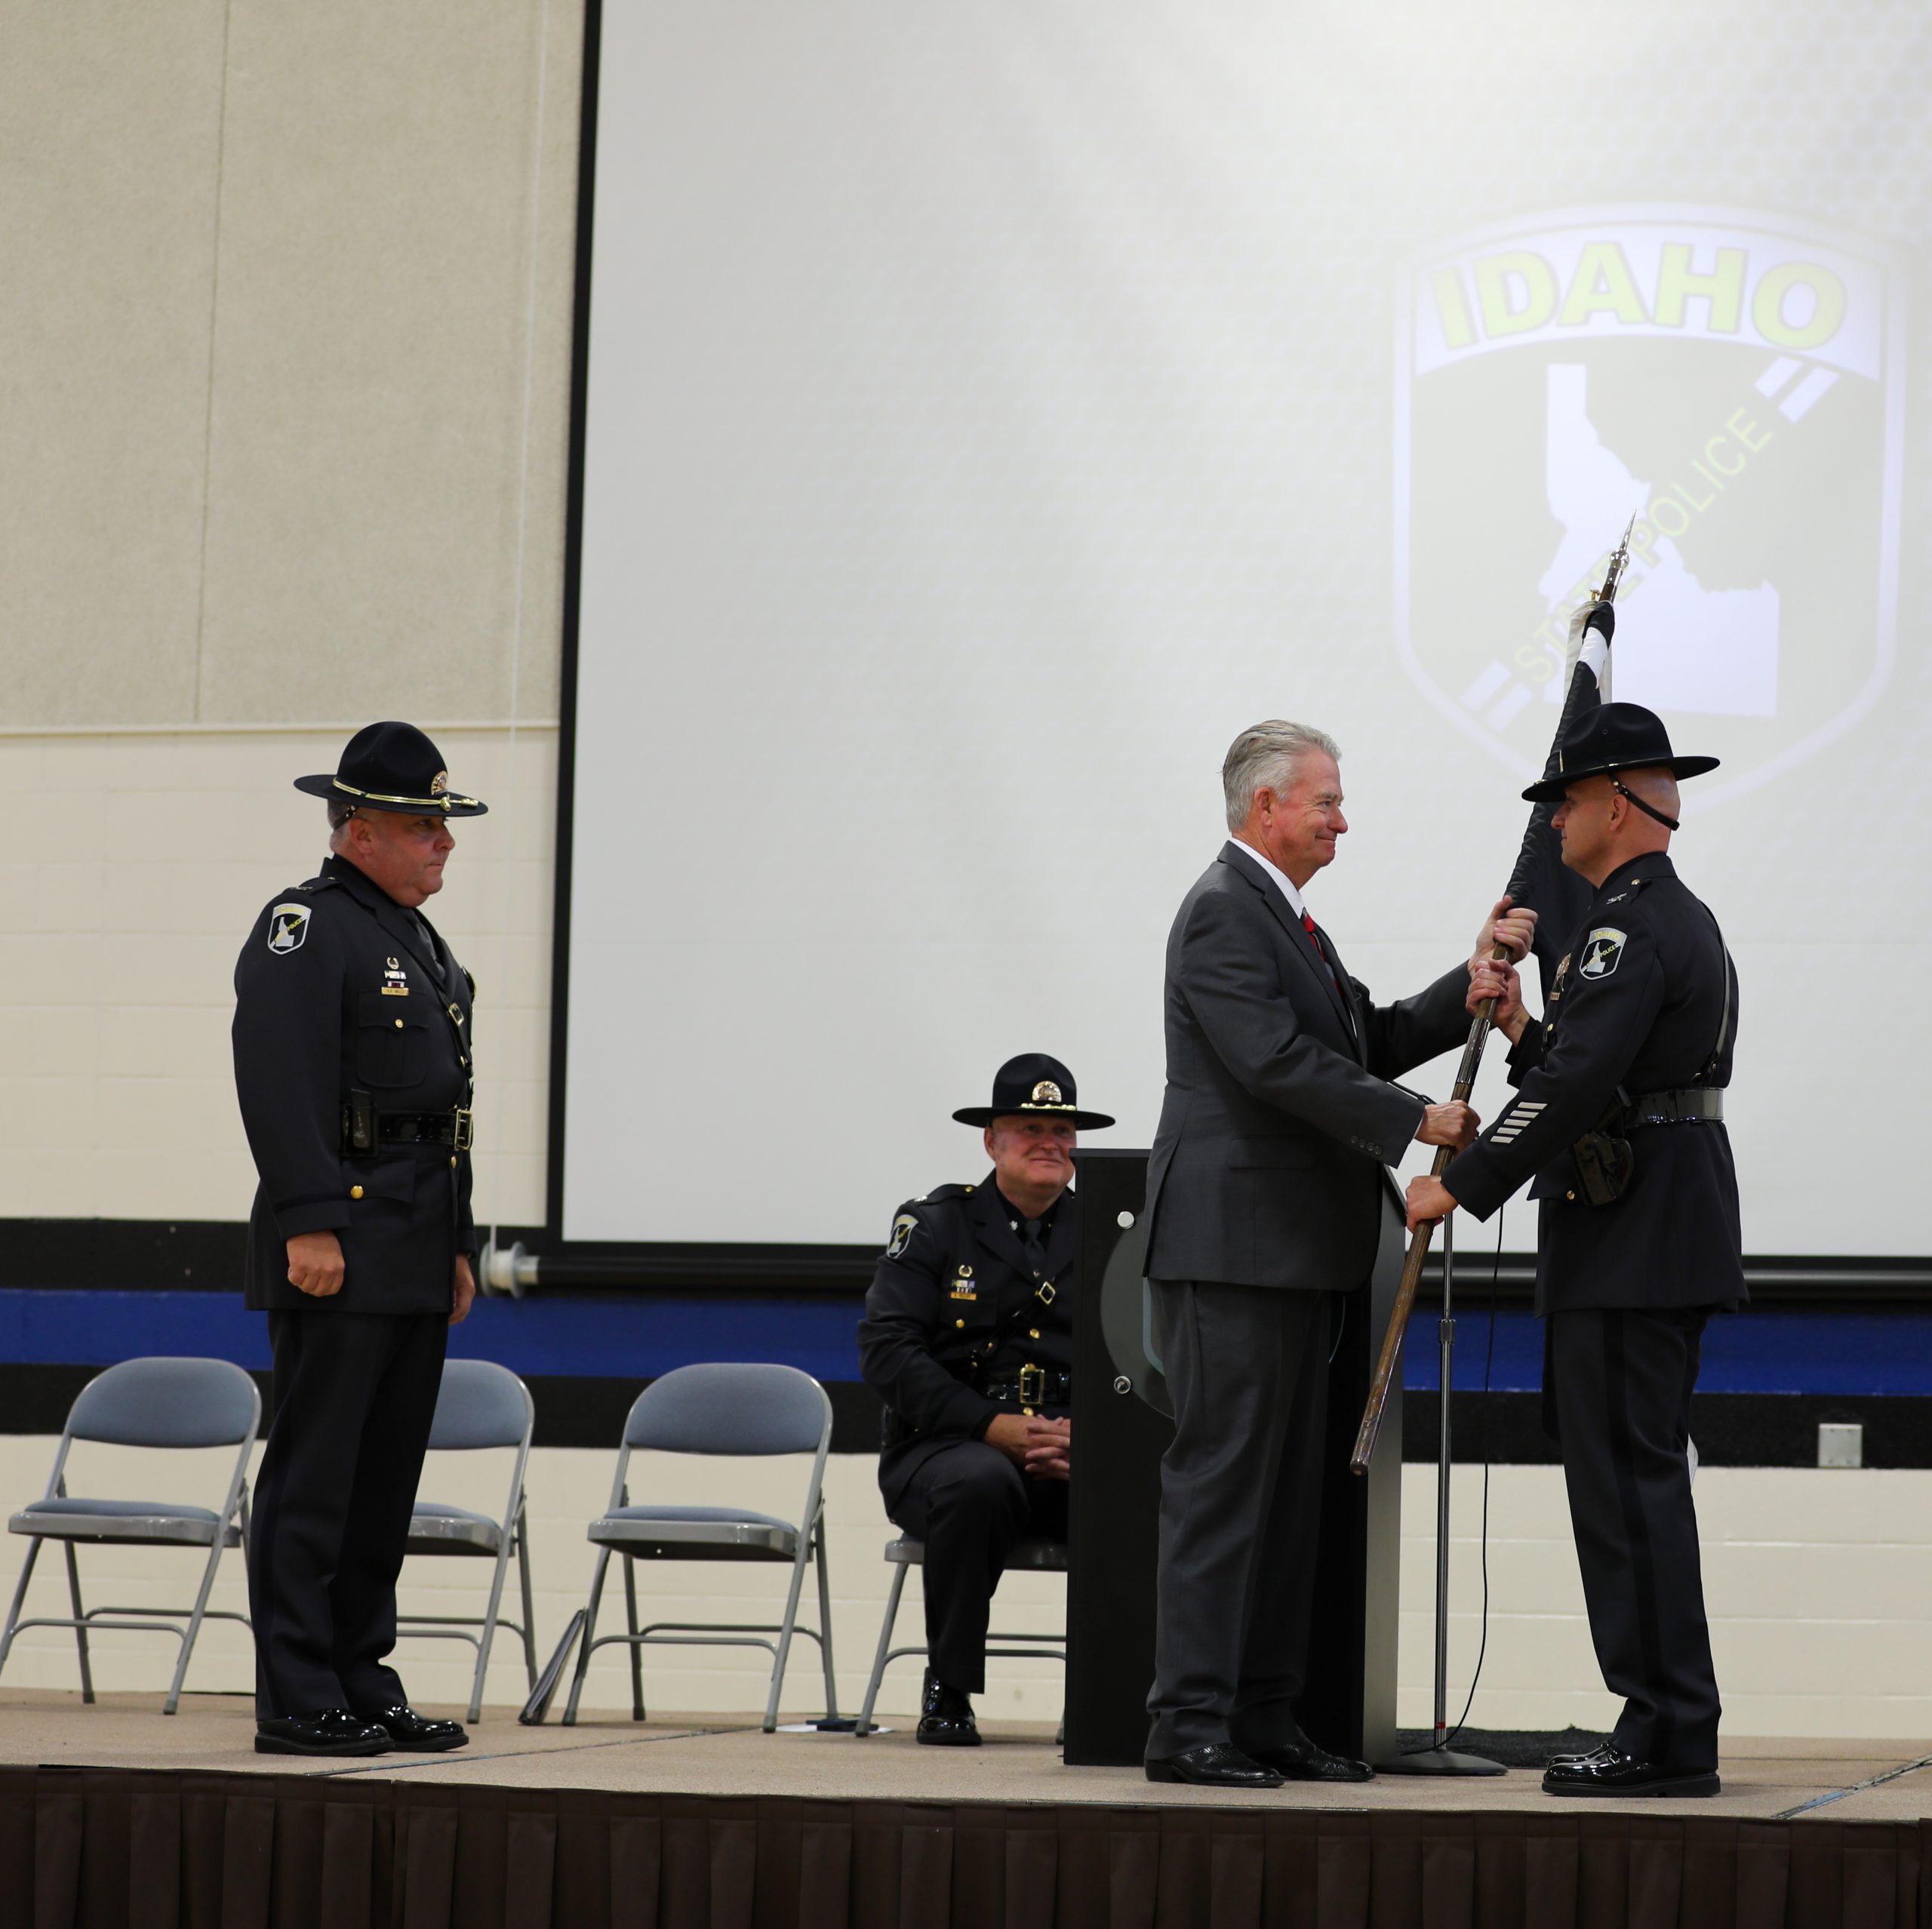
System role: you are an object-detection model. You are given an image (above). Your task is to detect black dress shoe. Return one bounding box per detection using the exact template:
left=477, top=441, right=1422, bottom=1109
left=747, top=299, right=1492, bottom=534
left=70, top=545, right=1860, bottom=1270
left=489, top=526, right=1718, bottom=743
left=1145, top=1744, right=1284, bottom=1789
left=915, top=1672, right=980, bottom=1748
left=1542, top=1745, right=1718, bottom=1798
left=1247, top=1733, right=1375, bottom=1783
left=256, top=1708, right=392, bottom=1756
left=361, top=1705, right=469, bottom=1752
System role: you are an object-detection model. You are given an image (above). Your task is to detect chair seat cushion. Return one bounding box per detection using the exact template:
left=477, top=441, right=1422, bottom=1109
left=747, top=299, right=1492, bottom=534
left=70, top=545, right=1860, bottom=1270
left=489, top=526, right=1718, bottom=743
left=405, top=1501, right=503, bottom=1555
left=588, top=1504, right=799, bottom=1560
left=11, top=1498, right=229, bottom=1546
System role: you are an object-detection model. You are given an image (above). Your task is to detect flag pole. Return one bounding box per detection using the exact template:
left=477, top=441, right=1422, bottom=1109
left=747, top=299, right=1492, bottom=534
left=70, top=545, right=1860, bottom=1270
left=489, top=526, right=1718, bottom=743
left=1349, top=516, right=1633, bottom=1480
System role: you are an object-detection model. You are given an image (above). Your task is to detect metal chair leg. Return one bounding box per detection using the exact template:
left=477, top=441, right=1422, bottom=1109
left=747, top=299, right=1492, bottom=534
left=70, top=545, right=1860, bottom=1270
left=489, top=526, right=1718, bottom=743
left=562, top=1549, right=611, bottom=1727
left=63, top=1543, right=93, bottom=1704
left=812, top=1514, right=839, bottom=1722
left=162, top=1532, right=229, bottom=1715
left=763, top=1521, right=816, bottom=1734
left=469, top=1518, right=518, bottom=1725
left=515, top=1504, right=538, bottom=1687
left=622, top=1555, right=645, bottom=1722
left=0, top=1537, right=43, bottom=1684
left=856, top=1561, right=908, bottom=1737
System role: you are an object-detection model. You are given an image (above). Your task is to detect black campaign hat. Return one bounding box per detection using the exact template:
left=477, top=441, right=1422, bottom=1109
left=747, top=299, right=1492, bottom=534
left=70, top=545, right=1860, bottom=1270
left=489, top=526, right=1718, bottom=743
left=952, top=1053, right=1115, bottom=1131
left=294, top=721, right=488, bottom=817
left=1521, top=702, right=1719, bottom=804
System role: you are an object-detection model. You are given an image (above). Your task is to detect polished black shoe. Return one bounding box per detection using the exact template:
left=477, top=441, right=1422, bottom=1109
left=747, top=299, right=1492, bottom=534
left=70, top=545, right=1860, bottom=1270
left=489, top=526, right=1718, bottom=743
left=1145, top=1743, right=1284, bottom=1789
left=255, top=1708, right=392, bottom=1756
left=361, top=1704, right=470, bottom=1752
left=1542, top=1745, right=1718, bottom=1798
left=1247, top=1731, right=1375, bottom=1783
left=915, top=1672, right=980, bottom=1747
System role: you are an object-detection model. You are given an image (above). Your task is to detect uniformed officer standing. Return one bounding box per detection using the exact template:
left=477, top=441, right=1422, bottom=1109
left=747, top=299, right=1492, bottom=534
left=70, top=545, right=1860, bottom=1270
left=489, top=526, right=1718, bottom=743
left=232, top=722, right=485, bottom=1756
left=1407, top=703, right=1741, bottom=1799
left=858, top=1054, right=1112, bottom=1746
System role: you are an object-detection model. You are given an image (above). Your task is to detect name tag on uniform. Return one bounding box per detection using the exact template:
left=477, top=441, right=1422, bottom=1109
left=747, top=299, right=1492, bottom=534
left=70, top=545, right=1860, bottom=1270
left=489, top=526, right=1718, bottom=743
left=380, top=956, right=411, bottom=995
left=950, top=1266, right=977, bottom=1302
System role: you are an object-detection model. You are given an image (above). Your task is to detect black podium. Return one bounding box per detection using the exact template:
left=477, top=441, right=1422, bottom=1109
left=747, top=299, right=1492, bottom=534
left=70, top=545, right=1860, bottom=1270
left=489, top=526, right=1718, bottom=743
left=1063, top=1148, right=1405, bottom=1767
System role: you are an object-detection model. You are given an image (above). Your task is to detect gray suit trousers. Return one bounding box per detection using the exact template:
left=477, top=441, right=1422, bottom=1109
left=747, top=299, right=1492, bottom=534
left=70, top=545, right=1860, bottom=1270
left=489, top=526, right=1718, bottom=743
left=1145, top=1280, right=1332, bottom=1758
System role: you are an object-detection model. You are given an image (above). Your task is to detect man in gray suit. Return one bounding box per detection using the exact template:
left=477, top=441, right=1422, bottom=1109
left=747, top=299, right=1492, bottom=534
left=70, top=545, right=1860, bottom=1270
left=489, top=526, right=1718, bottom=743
left=1142, top=719, right=1535, bottom=1788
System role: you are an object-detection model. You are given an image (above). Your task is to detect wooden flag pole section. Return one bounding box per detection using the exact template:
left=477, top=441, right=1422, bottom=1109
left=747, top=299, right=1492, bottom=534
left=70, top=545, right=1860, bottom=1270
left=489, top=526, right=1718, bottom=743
left=1351, top=521, right=1632, bottom=1478
left=1349, top=943, right=1509, bottom=1478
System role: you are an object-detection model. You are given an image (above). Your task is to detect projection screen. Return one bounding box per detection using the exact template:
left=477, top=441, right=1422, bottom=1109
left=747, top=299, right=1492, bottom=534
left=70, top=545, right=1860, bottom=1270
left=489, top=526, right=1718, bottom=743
left=556, top=1, right=1927, bottom=1257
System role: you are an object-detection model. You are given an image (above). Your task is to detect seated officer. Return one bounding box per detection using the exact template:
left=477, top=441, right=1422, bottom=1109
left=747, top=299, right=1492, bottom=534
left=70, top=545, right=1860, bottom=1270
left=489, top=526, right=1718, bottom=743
left=858, top=1054, right=1112, bottom=1746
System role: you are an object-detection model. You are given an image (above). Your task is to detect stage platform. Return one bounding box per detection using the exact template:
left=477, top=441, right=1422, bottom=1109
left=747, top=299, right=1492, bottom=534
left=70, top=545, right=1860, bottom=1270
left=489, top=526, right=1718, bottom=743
left=5, top=1694, right=1929, bottom=1926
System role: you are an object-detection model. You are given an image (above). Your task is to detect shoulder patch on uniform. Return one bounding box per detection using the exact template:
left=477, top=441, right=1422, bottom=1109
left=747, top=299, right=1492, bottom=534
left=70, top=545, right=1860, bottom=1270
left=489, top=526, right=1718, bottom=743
left=266, top=903, right=312, bottom=955
left=884, top=1212, right=919, bottom=1261
left=1579, top=927, right=1627, bottom=979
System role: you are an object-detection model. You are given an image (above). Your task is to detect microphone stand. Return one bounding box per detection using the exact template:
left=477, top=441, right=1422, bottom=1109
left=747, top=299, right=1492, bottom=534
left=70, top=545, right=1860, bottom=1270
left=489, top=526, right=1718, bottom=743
left=1377, top=1214, right=1503, bottom=1776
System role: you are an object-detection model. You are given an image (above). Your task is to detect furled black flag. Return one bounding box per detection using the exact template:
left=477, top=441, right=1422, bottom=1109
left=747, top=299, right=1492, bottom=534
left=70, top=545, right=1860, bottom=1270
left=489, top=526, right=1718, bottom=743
left=1503, top=599, right=1614, bottom=1001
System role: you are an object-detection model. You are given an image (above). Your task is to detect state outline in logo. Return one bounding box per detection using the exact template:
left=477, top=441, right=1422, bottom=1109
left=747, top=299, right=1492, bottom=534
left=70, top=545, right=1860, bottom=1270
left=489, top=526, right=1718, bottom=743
left=1392, top=202, right=1905, bottom=812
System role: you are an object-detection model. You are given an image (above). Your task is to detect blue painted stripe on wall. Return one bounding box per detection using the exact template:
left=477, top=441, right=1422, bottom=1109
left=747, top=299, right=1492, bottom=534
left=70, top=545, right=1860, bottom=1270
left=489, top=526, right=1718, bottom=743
left=0, top=1291, right=1927, bottom=1397
left=1399, top=1308, right=1932, bottom=1396
left=0, top=1290, right=869, bottom=1386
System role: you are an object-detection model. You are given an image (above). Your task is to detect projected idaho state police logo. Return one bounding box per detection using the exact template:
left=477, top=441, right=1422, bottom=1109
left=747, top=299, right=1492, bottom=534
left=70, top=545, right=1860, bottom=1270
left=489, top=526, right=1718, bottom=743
left=1395, top=208, right=1903, bottom=804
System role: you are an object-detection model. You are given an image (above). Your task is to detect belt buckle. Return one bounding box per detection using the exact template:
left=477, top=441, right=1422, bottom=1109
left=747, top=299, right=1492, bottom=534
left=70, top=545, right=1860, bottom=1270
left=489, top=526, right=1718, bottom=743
left=452, top=1108, right=474, bottom=1152
left=1018, top=1364, right=1045, bottom=1412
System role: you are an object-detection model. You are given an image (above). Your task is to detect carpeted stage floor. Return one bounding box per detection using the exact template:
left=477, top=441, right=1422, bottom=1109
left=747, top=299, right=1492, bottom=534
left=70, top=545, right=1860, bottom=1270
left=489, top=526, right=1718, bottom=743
left=5, top=1694, right=1930, bottom=1926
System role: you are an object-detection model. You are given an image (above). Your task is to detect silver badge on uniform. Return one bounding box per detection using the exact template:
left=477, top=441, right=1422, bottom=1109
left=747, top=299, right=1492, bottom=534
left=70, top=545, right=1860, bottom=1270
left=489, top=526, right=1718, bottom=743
left=885, top=1213, right=918, bottom=1260
left=1580, top=927, right=1628, bottom=979
left=266, top=903, right=311, bottom=955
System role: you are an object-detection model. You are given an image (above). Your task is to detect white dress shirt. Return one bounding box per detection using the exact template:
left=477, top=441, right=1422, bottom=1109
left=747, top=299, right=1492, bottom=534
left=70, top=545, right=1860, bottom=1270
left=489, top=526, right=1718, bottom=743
left=1229, top=836, right=1308, bottom=919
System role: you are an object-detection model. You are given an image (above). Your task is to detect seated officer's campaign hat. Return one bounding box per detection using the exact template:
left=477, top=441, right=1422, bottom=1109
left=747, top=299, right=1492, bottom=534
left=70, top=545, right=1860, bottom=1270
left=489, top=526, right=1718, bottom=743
left=1521, top=702, right=1718, bottom=804
left=294, top=721, right=489, bottom=817
left=952, top=1053, right=1115, bottom=1131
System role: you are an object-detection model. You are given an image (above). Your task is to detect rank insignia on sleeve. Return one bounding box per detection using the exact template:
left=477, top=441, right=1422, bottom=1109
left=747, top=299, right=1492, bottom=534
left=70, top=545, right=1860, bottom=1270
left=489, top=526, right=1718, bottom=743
left=885, top=1213, right=918, bottom=1260
left=266, top=904, right=311, bottom=955
left=1580, top=928, right=1627, bottom=979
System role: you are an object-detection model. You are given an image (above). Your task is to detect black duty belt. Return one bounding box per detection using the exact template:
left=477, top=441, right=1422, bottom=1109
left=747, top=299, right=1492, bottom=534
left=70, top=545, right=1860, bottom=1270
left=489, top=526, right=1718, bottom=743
left=376, top=1109, right=475, bottom=1150
left=1624, top=1088, right=1723, bottom=1131
left=981, top=1366, right=1072, bottom=1411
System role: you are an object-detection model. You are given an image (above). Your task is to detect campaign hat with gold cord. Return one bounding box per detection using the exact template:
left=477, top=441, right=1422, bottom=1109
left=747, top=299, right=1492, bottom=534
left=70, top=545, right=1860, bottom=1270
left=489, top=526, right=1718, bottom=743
left=952, top=1053, right=1115, bottom=1131
left=294, top=721, right=489, bottom=817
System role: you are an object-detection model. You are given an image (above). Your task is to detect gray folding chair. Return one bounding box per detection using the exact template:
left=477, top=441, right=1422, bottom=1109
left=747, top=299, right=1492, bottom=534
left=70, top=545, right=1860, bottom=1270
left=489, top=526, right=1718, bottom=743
left=854, top=1534, right=1067, bottom=1737
left=395, top=1358, right=538, bottom=1724
left=0, top=1356, right=259, bottom=1715
left=562, top=1362, right=838, bottom=1734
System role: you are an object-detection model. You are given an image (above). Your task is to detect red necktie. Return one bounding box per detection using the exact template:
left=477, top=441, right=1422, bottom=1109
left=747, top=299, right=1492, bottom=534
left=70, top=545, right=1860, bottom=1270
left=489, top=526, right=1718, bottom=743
left=1303, top=909, right=1355, bottom=1036
left=1302, top=910, right=1337, bottom=988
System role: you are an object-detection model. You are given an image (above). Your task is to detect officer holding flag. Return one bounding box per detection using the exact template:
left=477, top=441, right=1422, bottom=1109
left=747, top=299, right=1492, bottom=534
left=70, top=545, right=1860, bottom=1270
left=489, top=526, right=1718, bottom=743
left=1406, top=701, right=1741, bottom=1799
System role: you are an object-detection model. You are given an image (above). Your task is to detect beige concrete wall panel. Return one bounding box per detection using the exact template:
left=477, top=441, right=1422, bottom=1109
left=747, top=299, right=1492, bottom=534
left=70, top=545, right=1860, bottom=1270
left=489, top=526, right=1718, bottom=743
left=0, top=727, right=552, bottom=1223
left=0, top=3, right=227, bottom=727
left=195, top=0, right=580, bottom=723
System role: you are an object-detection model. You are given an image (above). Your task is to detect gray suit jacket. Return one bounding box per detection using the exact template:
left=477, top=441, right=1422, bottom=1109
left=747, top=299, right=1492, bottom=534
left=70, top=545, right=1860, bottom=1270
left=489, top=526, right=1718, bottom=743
left=1143, top=842, right=1470, bottom=1291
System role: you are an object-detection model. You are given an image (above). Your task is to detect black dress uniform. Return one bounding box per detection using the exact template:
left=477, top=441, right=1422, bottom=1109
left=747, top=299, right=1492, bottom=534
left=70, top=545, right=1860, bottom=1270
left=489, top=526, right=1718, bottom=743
left=1445, top=706, right=1741, bottom=1786
left=232, top=723, right=485, bottom=1747
left=857, top=1055, right=1111, bottom=1715
left=860, top=1177, right=1075, bottom=1689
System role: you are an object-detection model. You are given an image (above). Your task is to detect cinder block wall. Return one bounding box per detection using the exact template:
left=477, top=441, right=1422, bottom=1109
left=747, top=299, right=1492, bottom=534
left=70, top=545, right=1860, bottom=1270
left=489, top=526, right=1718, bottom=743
left=1, top=1438, right=1926, bottom=1737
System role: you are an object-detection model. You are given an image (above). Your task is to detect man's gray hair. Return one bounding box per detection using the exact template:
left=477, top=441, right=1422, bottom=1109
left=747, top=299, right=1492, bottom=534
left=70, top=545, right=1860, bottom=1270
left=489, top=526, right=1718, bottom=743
left=326, top=798, right=356, bottom=832
left=1221, top=721, right=1340, bottom=831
